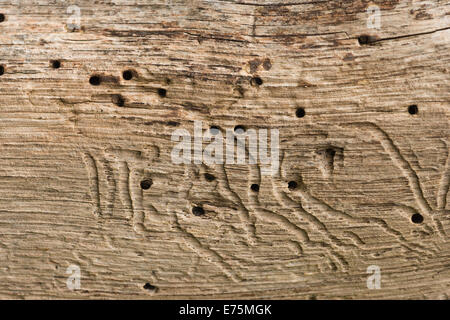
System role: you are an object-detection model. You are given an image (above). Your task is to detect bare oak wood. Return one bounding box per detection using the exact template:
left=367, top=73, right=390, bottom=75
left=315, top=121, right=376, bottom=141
left=0, top=0, right=448, bottom=299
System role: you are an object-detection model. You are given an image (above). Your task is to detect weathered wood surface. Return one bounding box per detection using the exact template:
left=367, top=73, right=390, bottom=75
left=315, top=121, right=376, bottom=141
left=0, top=0, right=449, bottom=299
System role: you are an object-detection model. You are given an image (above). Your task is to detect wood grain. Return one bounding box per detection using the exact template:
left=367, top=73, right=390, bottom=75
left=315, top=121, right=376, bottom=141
left=0, top=0, right=448, bottom=299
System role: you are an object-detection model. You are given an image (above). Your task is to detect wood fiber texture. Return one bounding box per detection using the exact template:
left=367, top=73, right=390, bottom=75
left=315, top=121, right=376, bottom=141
left=0, top=0, right=449, bottom=299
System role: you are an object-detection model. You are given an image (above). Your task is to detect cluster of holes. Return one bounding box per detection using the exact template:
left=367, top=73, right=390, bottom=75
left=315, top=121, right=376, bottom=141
left=88, top=70, right=167, bottom=103
left=252, top=181, right=298, bottom=192
left=0, top=9, right=426, bottom=241
left=140, top=177, right=216, bottom=218
left=0, top=13, right=423, bottom=126
left=29, top=24, right=424, bottom=229
left=301, top=104, right=409, bottom=116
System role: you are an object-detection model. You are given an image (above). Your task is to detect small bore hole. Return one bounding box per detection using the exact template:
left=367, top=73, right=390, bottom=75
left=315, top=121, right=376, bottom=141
left=89, top=75, right=101, bottom=86
left=51, top=60, right=61, bottom=69
left=204, top=173, right=216, bottom=182
left=122, top=70, right=133, bottom=80
left=408, top=105, right=418, bottom=115
left=250, top=184, right=260, bottom=192
left=358, top=35, right=371, bottom=45
left=251, top=76, right=263, bottom=86
left=0, top=14, right=5, bottom=23
left=192, top=206, right=205, bottom=216
left=0, top=65, right=4, bottom=76
left=143, top=283, right=157, bottom=292
left=411, top=213, right=423, bottom=224
left=157, top=88, right=167, bottom=97
left=296, top=108, right=305, bottom=118
left=112, top=94, right=125, bottom=107
left=140, top=179, right=152, bottom=190
left=288, top=181, right=298, bottom=190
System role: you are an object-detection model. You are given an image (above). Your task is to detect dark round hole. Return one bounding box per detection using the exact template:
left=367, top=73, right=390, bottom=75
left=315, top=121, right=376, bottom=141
left=192, top=206, right=205, bottom=216
left=89, top=75, right=101, bottom=86
left=112, top=94, right=125, bottom=107
left=51, top=60, right=61, bottom=69
left=408, top=105, right=418, bottom=115
left=0, top=65, right=4, bottom=76
left=234, top=125, right=246, bottom=133
left=122, top=70, right=133, bottom=80
left=296, top=108, right=305, bottom=118
left=251, top=76, right=263, bottom=86
left=143, top=283, right=157, bottom=291
left=250, top=184, right=260, bottom=192
left=204, top=173, right=216, bottom=182
left=411, top=213, right=423, bottom=224
left=0, top=14, right=5, bottom=23
left=157, top=88, right=167, bottom=97
left=140, top=179, right=152, bottom=190
left=288, top=181, right=298, bottom=190
left=358, top=35, right=370, bottom=45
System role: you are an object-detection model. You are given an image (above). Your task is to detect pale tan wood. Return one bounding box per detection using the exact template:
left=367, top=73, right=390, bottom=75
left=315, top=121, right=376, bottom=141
left=0, top=0, right=448, bottom=299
